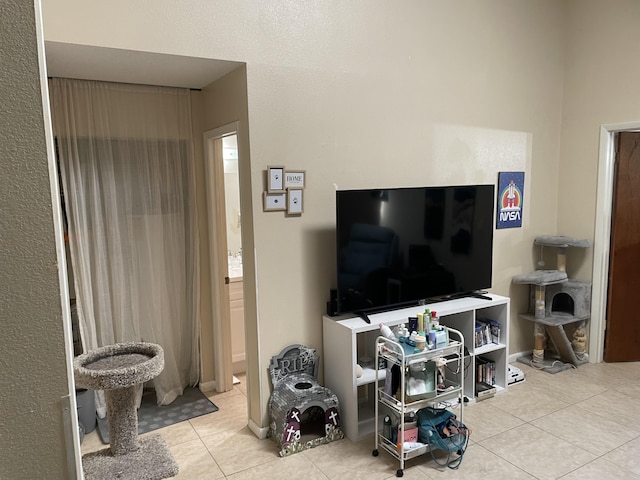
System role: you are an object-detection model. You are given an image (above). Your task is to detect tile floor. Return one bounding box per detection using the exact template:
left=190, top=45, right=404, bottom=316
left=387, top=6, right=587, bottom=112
left=81, top=362, right=640, bottom=479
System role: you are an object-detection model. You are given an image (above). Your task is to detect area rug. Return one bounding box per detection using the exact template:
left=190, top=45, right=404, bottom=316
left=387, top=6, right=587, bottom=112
left=97, top=387, right=218, bottom=444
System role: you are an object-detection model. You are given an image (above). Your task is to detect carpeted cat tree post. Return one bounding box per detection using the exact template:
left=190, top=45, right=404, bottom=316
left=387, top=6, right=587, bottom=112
left=74, top=342, right=179, bottom=480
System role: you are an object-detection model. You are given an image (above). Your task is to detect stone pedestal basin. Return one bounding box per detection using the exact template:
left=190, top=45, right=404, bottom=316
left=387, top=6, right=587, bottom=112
left=74, top=342, right=178, bottom=479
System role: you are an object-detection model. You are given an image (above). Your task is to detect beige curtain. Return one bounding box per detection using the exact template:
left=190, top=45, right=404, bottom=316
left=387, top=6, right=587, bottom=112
left=49, top=78, right=200, bottom=416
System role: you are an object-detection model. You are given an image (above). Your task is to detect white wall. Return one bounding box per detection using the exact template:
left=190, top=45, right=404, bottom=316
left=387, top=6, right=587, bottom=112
left=556, top=0, right=640, bottom=361
left=560, top=0, right=640, bottom=278
left=199, top=66, right=260, bottom=419
left=42, top=0, right=567, bottom=429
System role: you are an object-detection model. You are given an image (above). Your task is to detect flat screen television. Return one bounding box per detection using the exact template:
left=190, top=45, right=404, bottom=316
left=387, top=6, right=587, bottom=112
left=335, top=184, right=495, bottom=316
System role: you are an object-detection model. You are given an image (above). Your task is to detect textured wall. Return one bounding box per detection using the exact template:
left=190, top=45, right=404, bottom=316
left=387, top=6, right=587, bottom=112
left=0, top=1, right=73, bottom=478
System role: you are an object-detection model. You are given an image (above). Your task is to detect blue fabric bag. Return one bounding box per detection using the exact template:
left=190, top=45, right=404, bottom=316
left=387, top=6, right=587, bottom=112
left=416, top=406, right=470, bottom=469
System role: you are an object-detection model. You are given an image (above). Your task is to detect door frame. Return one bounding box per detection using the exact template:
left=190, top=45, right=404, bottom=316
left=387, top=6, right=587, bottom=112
left=592, top=121, right=640, bottom=362
left=204, top=122, right=239, bottom=393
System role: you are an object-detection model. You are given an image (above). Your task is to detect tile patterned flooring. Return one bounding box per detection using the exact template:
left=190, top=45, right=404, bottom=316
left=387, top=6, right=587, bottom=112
left=81, top=362, right=640, bottom=479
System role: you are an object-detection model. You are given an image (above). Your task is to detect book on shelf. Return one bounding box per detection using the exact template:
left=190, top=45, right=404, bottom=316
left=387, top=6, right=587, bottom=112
left=474, top=323, right=484, bottom=348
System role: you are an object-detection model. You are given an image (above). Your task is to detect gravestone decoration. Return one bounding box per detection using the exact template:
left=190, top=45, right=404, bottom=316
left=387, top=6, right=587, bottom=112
left=268, top=344, right=344, bottom=456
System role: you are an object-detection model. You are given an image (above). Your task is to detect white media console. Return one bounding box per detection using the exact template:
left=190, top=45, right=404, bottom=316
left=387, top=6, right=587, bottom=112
left=322, top=294, right=510, bottom=441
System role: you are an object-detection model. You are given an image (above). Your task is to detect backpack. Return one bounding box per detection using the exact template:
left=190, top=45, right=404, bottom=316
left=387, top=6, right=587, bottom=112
left=416, top=406, right=470, bottom=469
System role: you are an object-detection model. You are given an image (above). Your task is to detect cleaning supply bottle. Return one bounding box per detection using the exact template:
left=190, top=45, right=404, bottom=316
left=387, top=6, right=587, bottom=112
left=379, top=323, right=398, bottom=341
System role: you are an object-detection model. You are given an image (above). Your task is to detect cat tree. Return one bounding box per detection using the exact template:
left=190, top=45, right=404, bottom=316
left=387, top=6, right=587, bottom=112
left=513, top=236, right=592, bottom=373
left=74, top=342, right=179, bottom=480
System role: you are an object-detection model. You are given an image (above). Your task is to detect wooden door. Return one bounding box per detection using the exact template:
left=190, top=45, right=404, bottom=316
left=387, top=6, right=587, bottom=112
left=604, top=131, right=640, bottom=362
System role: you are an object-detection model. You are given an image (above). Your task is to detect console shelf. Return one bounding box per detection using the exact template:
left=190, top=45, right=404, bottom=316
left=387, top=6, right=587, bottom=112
left=322, top=294, right=510, bottom=441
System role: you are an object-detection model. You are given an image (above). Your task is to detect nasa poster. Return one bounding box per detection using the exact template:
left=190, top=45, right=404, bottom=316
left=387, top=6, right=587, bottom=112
left=496, top=171, right=524, bottom=229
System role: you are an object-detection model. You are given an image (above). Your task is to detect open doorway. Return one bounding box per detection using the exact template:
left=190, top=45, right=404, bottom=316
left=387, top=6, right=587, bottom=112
left=221, top=134, right=247, bottom=377
left=204, top=123, right=246, bottom=393
left=592, top=122, right=640, bottom=362
left=44, top=44, right=259, bottom=445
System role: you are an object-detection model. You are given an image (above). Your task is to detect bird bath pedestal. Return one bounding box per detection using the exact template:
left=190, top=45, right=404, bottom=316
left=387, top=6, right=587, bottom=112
left=74, top=342, right=179, bottom=480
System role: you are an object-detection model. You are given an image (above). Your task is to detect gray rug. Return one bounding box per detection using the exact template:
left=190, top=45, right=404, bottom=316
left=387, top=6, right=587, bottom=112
left=97, top=387, right=218, bottom=444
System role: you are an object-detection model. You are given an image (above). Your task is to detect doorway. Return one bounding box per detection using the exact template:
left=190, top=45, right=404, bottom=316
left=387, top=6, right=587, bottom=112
left=204, top=123, right=245, bottom=392
left=592, top=122, right=640, bottom=362
left=603, top=132, right=640, bottom=361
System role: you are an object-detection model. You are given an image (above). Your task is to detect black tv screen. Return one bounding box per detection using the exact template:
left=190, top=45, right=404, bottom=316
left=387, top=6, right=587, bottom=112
left=336, top=185, right=495, bottom=315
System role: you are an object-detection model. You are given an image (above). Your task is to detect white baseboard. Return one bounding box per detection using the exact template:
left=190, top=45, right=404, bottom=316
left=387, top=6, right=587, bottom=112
left=248, top=418, right=269, bottom=439
left=232, top=359, right=246, bottom=375
left=509, top=350, right=532, bottom=363
left=199, top=380, right=217, bottom=393
left=232, top=352, right=246, bottom=363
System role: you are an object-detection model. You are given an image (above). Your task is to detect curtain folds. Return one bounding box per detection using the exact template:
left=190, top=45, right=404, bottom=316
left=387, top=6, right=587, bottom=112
left=49, top=78, right=200, bottom=416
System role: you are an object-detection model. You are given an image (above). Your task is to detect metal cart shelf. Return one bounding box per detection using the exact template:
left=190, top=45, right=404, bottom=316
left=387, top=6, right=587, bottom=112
left=372, top=327, right=465, bottom=477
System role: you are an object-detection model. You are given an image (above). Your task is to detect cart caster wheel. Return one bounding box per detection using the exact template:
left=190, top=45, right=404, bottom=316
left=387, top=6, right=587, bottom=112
left=396, top=469, right=403, bottom=477
left=372, top=449, right=379, bottom=457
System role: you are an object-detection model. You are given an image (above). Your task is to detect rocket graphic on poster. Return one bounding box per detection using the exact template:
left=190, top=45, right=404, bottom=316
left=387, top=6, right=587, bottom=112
left=496, top=172, right=524, bottom=229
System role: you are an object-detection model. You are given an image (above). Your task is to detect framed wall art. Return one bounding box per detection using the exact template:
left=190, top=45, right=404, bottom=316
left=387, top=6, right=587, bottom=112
left=496, top=171, right=525, bottom=229
left=284, top=170, right=306, bottom=189
left=287, top=188, right=304, bottom=215
left=263, top=191, right=287, bottom=211
left=267, top=165, right=285, bottom=192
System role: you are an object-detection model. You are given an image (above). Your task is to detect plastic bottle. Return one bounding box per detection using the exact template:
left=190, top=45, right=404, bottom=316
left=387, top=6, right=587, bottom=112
left=379, top=323, right=398, bottom=341
left=408, top=316, right=418, bottom=333
left=430, top=311, right=439, bottom=329
left=428, top=329, right=437, bottom=349
left=417, top=313, right=424, bottom=333
left=383, top=415, right=392, bottom=439
left=393, top=324, right=403, bottom=339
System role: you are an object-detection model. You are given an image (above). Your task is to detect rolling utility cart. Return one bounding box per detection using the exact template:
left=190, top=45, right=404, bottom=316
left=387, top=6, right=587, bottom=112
left=372, top=327, right=467, bottom=477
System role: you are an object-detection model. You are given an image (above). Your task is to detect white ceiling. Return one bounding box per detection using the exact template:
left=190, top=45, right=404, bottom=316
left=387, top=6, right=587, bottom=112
left=45, top=42, right=244, bottom=89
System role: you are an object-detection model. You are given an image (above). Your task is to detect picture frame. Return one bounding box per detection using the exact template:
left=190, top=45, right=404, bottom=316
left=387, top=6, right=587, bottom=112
left=284, top=170, right=306, bottom=189
left=496, top=171, right=525, bottom=229
left=263, top=191, right=287, bottom=211
left=287, top=188, right=304, bottom=215
left=267, top=165, right=285, bottom=192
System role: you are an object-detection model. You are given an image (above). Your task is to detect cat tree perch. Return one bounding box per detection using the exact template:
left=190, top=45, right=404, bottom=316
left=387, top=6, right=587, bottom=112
left=74, top=342, right=179, bottom=480
left=513, top=236, right=592, bottom=373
